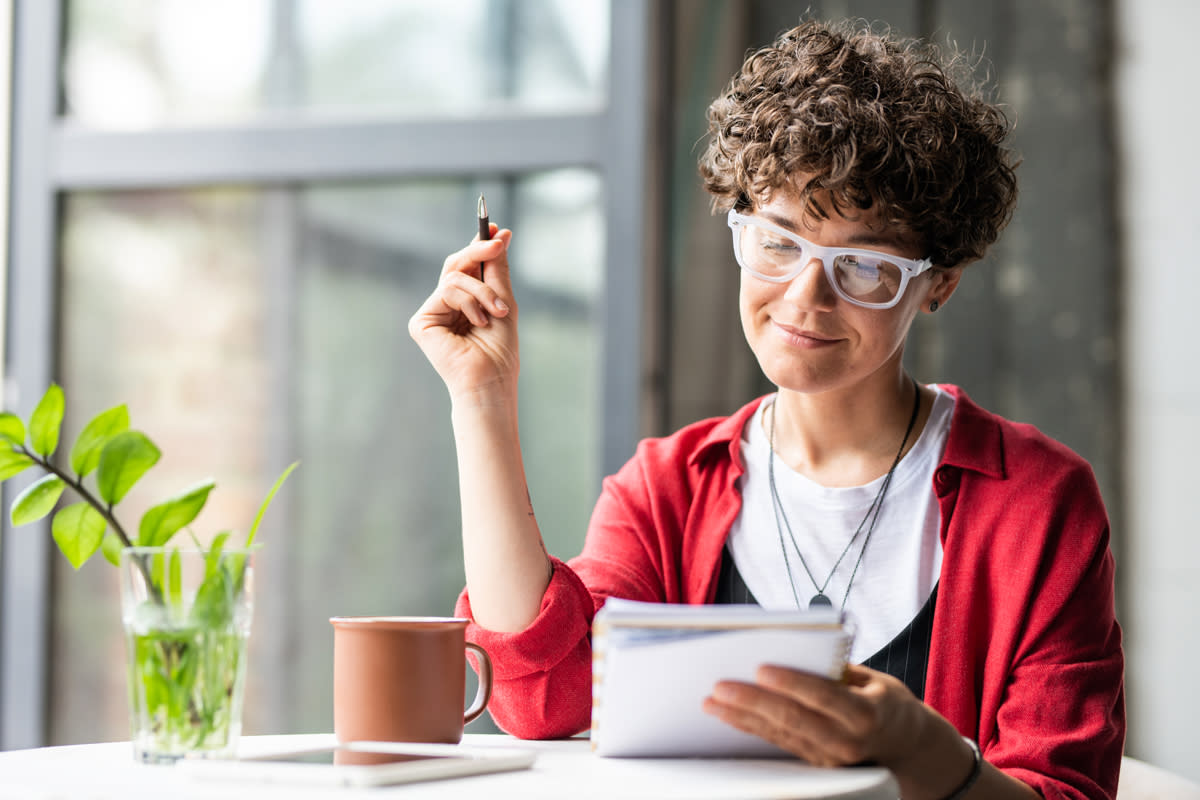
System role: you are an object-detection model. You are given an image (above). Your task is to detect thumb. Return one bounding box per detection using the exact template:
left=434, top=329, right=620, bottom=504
left=482, top=227, right=515, bottom=298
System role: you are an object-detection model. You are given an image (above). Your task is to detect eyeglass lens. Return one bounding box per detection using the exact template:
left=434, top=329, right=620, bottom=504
left=736, top=222, right=904, bottom=305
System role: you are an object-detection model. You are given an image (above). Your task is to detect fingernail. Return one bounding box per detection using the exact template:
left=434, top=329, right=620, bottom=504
left=757, top=665, right=784, bottom=685
left=495, top=299, right=509, bottom=313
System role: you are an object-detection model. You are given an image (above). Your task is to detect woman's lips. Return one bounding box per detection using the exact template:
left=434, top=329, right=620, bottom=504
left=772, top=320, right=842, bottom=348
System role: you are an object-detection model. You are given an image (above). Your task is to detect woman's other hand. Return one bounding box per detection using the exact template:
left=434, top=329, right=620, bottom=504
left=704, top=663, right=930, bottom=769
left=408, top=226, right=517, bottom=405
left=703, top=663, right=1038, bottom=799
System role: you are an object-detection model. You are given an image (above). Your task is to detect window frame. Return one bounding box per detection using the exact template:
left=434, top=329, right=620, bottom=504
left=1, top=0, right=653, bottom=748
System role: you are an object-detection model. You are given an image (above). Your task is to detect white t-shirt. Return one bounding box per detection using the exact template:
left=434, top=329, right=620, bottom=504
left=726, top=385, right=956, bottom=663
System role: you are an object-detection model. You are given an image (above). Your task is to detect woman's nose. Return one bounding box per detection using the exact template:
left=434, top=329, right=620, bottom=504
left=783, top=257, right=838, bottom=310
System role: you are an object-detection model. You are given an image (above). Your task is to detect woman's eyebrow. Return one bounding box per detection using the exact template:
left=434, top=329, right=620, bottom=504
left=759, top=211, right=907, bottom=251
left=844, top=232, right=906, bottom=249
left=760, top=211, right=805, bottom=233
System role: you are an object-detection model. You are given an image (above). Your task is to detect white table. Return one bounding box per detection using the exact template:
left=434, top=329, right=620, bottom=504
left=0, top=733, right=898, bottom=799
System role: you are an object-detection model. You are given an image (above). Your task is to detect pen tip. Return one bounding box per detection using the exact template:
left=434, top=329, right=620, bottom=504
left=477, top=194, right=488, bottom=217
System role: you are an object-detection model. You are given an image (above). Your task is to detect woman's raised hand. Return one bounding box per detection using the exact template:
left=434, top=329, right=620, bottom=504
left=410, top=226, right=551, bottom=632
left=408, top=226, right=517, bottom=405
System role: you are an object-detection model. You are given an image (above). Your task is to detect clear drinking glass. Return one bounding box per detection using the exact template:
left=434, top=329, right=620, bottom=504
left=120, top=546, right=256, bottom=763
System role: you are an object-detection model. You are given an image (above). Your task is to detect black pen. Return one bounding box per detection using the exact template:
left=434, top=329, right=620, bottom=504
left=477, top=194, right=490, bottom=281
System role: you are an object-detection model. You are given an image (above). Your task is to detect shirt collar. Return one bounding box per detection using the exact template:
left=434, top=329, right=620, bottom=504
left=684, top=386, right=1005, bottom=481
left=686, top=396, right=766, bottom=471
left=937, top=384, right=1005, bottom=480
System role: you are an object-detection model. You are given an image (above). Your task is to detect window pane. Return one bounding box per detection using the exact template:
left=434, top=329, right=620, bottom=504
left=62, top=0, right=610, bottom=128
left=53, top=188, right=270, bottom=743
left=51, top=172, right=603, bottom=742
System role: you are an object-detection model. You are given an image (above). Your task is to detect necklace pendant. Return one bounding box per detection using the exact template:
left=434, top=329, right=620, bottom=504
left=808, top=593, right=833, bottom=609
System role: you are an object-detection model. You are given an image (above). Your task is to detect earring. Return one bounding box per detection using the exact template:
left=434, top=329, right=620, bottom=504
left=929, top=299, right=940, bottom=313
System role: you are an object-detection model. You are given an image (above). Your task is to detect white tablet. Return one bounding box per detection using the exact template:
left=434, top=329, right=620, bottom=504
left=177, top=741, right=537, bottom=787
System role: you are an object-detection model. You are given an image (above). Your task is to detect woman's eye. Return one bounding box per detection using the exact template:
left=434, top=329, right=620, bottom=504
left=834, top=255, right=904, bottom=301
left=850, top=259, right=881, bottom=281
left=760, top=237, right=800, bottom=254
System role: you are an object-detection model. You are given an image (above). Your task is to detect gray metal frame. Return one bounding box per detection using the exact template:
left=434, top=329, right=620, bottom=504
left=2, top=0, right=65, bottom=751
left=53, top=114, right=611, bottom=187
left=1, top=0, right=651, bottom=748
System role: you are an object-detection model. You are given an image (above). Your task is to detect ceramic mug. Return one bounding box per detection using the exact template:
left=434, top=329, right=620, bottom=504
left=330, top=616, right=492, bottom=744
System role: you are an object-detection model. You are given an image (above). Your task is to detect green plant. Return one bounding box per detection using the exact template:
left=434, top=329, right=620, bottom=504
left=0, top=383, right=296, bottom=760
left=0, top=383, right=294, bottom=568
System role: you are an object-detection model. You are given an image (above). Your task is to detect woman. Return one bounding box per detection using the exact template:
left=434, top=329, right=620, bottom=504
left=409, top=19, right=1124, bottom=800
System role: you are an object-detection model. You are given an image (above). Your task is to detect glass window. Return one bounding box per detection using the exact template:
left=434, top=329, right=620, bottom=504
left=61, top=0, right=610, bottom=128
left=54, top=188, right=272, bottom=741
left=51, top=172, right=603, bottom=741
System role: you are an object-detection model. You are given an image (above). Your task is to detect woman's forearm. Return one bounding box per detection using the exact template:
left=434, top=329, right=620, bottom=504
left=451, top=389, right=552, bottom=632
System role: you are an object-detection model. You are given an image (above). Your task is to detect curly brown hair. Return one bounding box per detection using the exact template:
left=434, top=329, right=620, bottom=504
left=699, top=20, right=1019, bottom=268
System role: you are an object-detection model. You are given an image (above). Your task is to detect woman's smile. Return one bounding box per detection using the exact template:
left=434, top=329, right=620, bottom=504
left=770, top=319, right=843, bottom=349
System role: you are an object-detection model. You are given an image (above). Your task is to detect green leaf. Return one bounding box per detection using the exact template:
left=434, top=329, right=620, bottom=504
left=10, top=474, right=66, bottom=526
left=174, top=644, right=199, bottom=710
left=100, top=530, right=125, bottom=567
left=28, top=384, right=65, bottom=458
left=191, top=567, right=234, bottom=628
left=168, top=549, right=183, bottom=611
left=51, top=502, right=107, bottom=569
left=137, top=479, right=215, bottom=547
left=206, top=531, right=231, bottom=578
left=246, top=461, right=299, bottom=547
left=138, top=643, right=169, bottom=714
left=96, top=431, right=161, bottom=506
left=0, top=449, right=34, bottom=482
left=0, top=413, right=25, bottom=446
left=70, top=405, right=130, bottom=477
left=150, top=551, right=167, bottom=598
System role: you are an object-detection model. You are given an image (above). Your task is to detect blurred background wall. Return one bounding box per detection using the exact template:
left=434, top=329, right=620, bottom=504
left=0, top=0, right=1196, bottom=783
left=1114, top=0, right=1200, bottom=779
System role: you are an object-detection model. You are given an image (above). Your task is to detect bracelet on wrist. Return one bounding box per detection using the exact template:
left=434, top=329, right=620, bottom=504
left=940, top=737, right=982, bottom=800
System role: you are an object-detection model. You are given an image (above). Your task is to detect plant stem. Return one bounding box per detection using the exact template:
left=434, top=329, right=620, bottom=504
left=19, top=447, right=162, bottom=602
left=21, top=448, right=134, bottom=549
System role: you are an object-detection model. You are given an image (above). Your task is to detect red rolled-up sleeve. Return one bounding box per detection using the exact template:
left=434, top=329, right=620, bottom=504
left=455, top=557, right=596, bottom=739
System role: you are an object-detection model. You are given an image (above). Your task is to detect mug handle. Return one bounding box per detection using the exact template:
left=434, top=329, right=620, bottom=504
left=464, top=642, right=493, bottom=725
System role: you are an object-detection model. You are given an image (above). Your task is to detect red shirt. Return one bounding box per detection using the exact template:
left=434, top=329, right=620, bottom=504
left=457, top=386, right=1125, bottom=800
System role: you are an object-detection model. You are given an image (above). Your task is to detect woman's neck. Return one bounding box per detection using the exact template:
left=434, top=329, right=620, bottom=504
left=768, top=374, right=929, bottom=488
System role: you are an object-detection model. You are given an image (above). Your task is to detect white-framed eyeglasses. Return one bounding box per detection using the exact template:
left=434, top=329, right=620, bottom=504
left=727, top=209, right=934, bottom=309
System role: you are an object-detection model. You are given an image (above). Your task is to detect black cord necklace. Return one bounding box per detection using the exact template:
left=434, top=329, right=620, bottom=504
left=767, top=377, right=920, bottom=610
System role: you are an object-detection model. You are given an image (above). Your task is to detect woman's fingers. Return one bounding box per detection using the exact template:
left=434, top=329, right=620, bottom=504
left=705, top=679, right=871, bottom=765
left=443, top=228, right=512, bottom=284
left=473, top=221, right=501, bottom=245
left=700, top=666, right=907, bottom=767
left=703, top=681, right=837, bottom=764
left=436, top=271, right=509, bottom=327
left=415, top=230, right=513, bottom=329
left=755, top=664, right=877, bottom=735
left=703, top=665, right=917, bottom=767
left=408, top=228, right=521, bottom=398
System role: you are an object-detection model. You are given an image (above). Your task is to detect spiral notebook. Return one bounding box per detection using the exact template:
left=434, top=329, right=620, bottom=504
left=590, top=598, right=853, bottom=757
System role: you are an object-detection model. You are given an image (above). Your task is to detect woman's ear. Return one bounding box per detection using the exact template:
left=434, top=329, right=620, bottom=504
left=924, top=266, right=964, bottom=313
